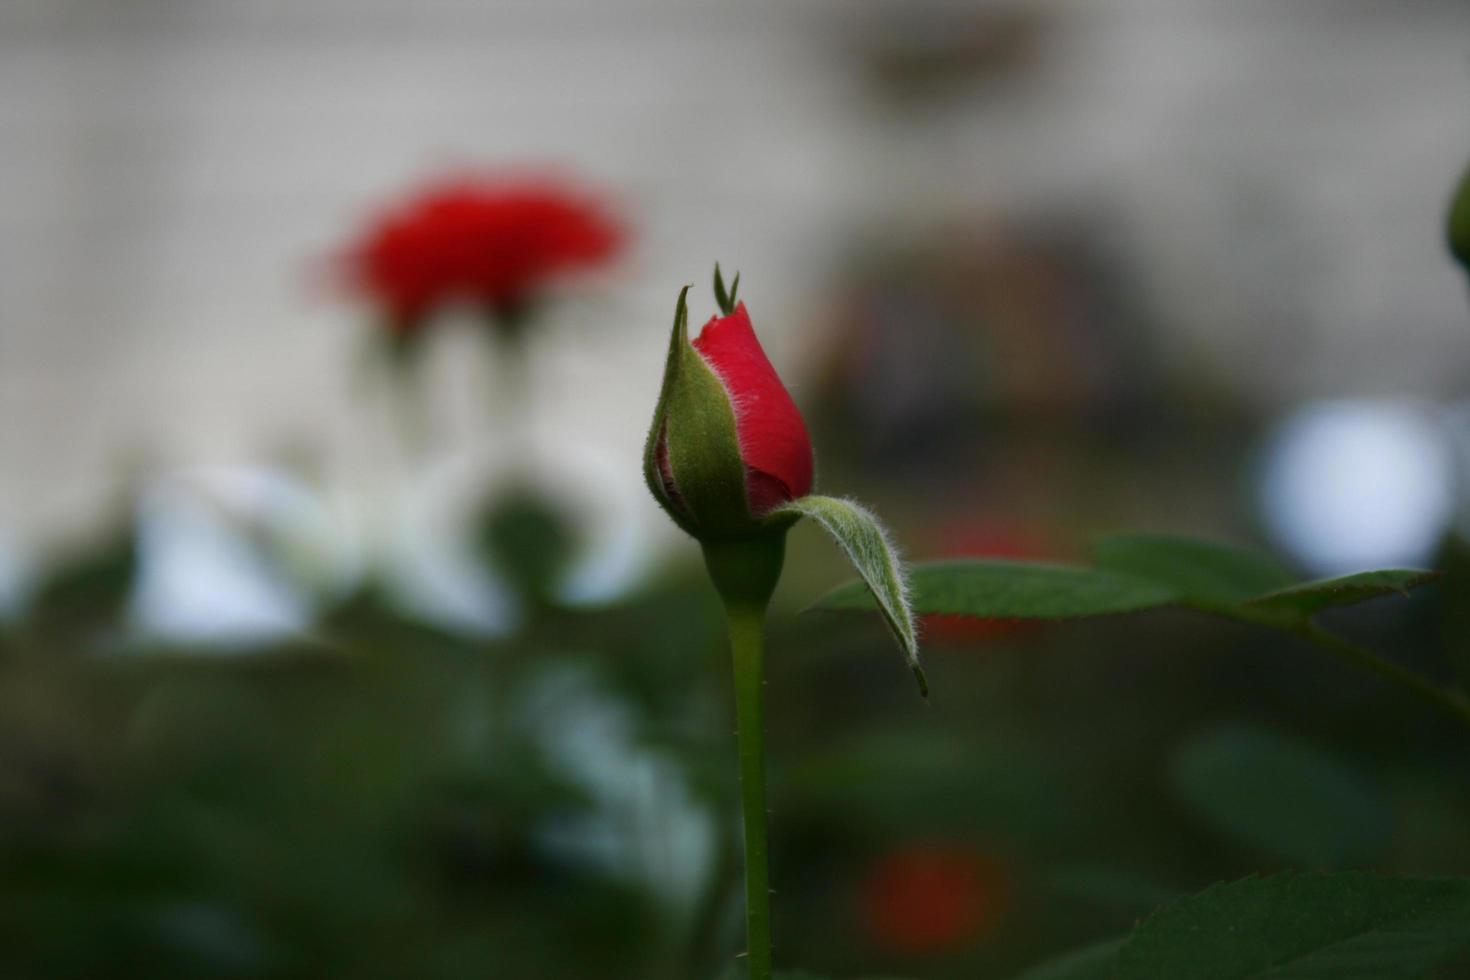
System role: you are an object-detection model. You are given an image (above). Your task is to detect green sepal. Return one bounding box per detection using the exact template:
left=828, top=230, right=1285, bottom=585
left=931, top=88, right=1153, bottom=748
left=643, top=286, right=776, bottom=540
left=713, top=263, right=740, bottom=316
left=643, top=286, right=698, bottom=536
left=777, top=494, right=926, bottom=698
left=1450, top=163, right=1470, bottom=274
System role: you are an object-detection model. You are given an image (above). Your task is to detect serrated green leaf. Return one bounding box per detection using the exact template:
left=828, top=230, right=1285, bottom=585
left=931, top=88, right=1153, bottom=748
left=779, top=495, right=925, bottom=697
left=1246, top=569, right=1439, bottom=617
left=1008, top=937, right=1124, bottom=980
left=813, top=527, right=1441, bottom=692
left=815, top=560, right=1179, bottom=620
left=1170, top=724, right=1391, bottom=867
left=1116, top=872, right=1470, bottom=979
left=1092, top=532, right=1294, bottom=613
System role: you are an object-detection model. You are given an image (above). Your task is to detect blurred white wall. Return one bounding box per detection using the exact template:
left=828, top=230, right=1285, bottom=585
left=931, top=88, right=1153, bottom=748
left=2, top=0, right=1469, bottom=588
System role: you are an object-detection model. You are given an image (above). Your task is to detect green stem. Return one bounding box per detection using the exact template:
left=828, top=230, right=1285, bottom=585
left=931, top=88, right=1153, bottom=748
left=727, top=601, right=773, bottom=980
left=1300, top=622, right=1470, bottom=728
left=701, top=534, right=786, bottom=980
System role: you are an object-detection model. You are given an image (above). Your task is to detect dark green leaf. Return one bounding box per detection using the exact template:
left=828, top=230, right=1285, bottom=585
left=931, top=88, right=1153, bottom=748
left=815, top=560, right=1178, bottom=620
left=814, top=532, right=1439, bottom=641
left=1092, top=532, right=1294, bottom=613
left=1116, top=872, right=1470, bottom=979
left=1246, top=569, right=1439, bottom=617
left=1170, top=725, right=1391, bottom=867
left=1009, top=937, right=1124, bottom=980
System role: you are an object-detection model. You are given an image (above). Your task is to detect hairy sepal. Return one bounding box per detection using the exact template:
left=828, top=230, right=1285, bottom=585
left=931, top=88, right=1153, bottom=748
left=777, top=494, right=926, bottom=698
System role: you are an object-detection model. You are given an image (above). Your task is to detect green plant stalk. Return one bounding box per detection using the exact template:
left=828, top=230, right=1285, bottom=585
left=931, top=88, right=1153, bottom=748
left=1300, top=622, right=1470, bottom=728
left=702, top=534, right=786, bottom=980
left=727, top=601, right=773, bottom=980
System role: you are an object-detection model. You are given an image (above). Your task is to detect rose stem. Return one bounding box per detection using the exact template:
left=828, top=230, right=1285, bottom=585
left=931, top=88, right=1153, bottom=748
left=727, top=600, right=773, bottom=980
left=702, top=535, right=786, bottom=980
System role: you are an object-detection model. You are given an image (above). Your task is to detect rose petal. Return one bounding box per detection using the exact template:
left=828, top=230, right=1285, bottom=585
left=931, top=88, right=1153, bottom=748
left=691, top=302, right=814, bottom=513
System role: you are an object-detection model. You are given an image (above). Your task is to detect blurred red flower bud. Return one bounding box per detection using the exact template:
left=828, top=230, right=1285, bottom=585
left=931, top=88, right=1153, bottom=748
left=860, top=843, right=1007, bottom=956
left=341, top=173, right=623, bottom=333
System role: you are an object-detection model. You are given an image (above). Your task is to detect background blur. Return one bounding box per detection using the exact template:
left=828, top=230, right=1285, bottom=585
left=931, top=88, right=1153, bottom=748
left=3, top=1, right=1470, bottom=978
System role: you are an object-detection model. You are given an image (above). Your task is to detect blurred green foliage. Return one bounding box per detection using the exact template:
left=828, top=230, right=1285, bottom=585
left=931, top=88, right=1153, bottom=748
left=0, top=493, right=1467, bottom=978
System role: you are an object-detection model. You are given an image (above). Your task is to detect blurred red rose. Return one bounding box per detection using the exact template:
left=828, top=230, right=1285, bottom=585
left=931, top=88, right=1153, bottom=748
left=342, top=174, right=623, bottom=333
left=860, top=842, right=1007, bottom=955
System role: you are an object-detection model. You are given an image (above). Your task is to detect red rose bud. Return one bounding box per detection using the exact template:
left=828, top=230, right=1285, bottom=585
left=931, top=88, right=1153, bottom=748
left=649, top=270, right=924, bottom=695
left=1451, top=164, right=1470, bottom=275
left=644, top=272, right=814, bottom=540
